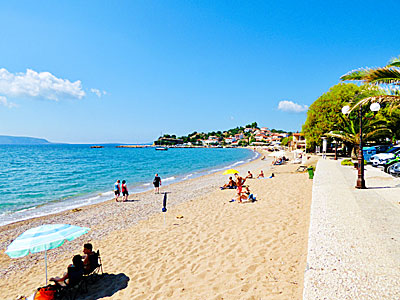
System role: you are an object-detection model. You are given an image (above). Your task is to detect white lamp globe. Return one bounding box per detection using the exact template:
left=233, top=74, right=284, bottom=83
left=370, top=102, right=381, bottom=112
left=341, top=105, right=350, bottom=114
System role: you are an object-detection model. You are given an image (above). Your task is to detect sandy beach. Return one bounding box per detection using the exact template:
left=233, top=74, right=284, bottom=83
left=0, top=152, right=315, bottom=299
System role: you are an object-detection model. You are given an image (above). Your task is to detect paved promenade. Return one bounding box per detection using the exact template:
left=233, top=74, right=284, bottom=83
left=303, top=159, right=400, bottom=299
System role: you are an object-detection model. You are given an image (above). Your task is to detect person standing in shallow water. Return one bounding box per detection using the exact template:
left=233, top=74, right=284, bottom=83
left=114, top=179, right=121, bottom=202
left=153, top=174, right=161, bottom=194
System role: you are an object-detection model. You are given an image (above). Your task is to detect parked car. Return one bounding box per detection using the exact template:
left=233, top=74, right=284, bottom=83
left=383, top=153, right=400, bottom=173
left=363, top=145, right=392, bottom=163
left=370, top=146, right=400, bottom=167
left=388, top=162, right=400, bottom=177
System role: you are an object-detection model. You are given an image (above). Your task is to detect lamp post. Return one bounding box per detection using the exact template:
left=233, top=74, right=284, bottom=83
left=342, top=102, right=381, bottom=189
left=334, top=140, right=338, bottom=160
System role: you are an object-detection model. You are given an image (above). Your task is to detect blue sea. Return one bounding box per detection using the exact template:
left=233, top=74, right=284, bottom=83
left=0, top=145, right=257, bottom=226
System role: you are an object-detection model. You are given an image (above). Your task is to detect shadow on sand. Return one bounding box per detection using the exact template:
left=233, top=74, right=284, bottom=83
left=76, top=273, right=130, bottom=300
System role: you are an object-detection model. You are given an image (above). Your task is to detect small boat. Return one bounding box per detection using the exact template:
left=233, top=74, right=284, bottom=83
left=155, top=147, right=168, bottom=151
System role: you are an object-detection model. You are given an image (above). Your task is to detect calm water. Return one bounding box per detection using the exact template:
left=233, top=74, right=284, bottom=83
left=0, top=145, right=256, bottom=225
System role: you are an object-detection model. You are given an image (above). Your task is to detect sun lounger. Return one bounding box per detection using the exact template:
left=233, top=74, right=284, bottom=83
left=296, top=165, right=307, bottom=172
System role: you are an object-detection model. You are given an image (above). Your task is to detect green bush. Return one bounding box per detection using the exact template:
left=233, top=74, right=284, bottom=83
left=341, top=159, right=354, bottom=166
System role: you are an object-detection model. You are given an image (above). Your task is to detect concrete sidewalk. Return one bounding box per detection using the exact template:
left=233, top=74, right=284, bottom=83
left=303, top=159, right=400, bottom=299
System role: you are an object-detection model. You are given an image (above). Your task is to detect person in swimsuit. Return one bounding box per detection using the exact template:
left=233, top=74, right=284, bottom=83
left=234, top=173, right=246, bottom=203
left=121, top=180, right=129, bottom=202
left=246, top=171, right=253, bottom=179
left=221, top=176, right=236, bottom=189
left=114, top=180, right=121, bottom=202
left=153, top=174, right=162, bottom=194
left=257, top=170, right=264, bottom=178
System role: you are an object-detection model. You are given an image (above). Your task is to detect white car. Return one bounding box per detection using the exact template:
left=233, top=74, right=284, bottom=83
left=389, top=162, right=400, bottom=177
left=370, top=146, right=400, bottom=167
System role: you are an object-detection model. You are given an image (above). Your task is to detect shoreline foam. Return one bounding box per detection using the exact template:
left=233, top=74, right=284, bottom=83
left=0, top=148, right=259, bottom=227
left=0, top=150, right=314, bottom=299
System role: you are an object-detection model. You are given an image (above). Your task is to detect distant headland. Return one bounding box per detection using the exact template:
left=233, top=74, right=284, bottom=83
left=0, top=135, right=51, bottom=145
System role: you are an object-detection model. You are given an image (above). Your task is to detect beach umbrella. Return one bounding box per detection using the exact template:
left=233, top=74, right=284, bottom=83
left=5, top=224, right=90, bottom=284
left=268, top=151, right=285, bottom=157
left=223, top=169, right=239, bottom=175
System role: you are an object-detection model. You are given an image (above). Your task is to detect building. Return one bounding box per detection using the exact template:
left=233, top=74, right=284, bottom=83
left=291, top=133, right=306, bottom=150
left=224, top=137, right=235, bottom=144
left=235, top=133, right=244, bottom=140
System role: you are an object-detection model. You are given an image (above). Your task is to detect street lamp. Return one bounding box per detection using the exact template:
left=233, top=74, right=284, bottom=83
left=342, top=102, right=381, bottom=189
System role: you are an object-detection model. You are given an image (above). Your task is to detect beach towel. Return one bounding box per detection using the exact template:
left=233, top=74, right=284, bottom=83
left=34, top=285, right=56, bottom=300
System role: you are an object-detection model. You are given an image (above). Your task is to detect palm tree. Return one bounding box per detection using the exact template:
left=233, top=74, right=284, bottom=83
left=340, top=56, right=400, bottom=112
left=326, top=110, right=391, bottom=158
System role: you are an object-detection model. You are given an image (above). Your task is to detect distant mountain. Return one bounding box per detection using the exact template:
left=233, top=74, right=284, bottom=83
left=0, top=135, right=51, bottom=145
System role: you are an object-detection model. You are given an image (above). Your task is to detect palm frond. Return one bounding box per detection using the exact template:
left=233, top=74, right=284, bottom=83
left=326, top=132, right=355, bottom=144
left=388, top=56, right=400, bottom=67
left=348, top=95, right=400, bottom=114
left=340, top=68, right=370, bottom=81
left=364, top=128, right=391, bottom=140
left=366, top=67, right=400, bottom=85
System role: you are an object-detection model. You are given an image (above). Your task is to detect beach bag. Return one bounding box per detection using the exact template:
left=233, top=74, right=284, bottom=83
left=34, top=285, right=56, bottom=300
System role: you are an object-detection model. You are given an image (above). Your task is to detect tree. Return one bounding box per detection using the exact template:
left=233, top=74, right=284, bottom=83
left=302, top=83, right=362, bottom=150
left=281, top=136, right=293, bottom=146
left=326, top=107, right=391, bottom=158
left=340, top=55, right=400, bottom=112
left=238, top=140, right=248, bottom=146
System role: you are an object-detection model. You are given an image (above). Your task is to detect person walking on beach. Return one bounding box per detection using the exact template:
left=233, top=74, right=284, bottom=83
left=153, top=174, right=161, bottom=194
left=234, top=173, right=246, bottom=203
left=121, top=180, right=129, bottom=202
left=114, top=180, right=121, bottom=202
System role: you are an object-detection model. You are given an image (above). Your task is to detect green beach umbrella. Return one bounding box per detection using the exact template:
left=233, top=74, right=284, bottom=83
left=5, top=224, right=90, bottom=284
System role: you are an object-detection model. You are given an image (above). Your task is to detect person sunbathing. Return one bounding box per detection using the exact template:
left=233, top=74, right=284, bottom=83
left=50, top=255, right=84, bottom=286
left=221, top=177, right=236, bottom=189
left=243, top=186, right=256, bottom=202
left=245, top=171, right=253, bottom=179
left=234, top=186, right=255, bottom=203
left=257, top=170, right=264, bottom=178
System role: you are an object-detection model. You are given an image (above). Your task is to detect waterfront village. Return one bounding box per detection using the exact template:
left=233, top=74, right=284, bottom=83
left=153, top=123, right=306, bottom=150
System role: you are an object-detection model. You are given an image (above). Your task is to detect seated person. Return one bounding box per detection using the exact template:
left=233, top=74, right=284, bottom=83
left=245, top=171, right=253, bottom=179
left=243, top=186, right=256, bottom=202
left=221, top=177, right=236, bottom=189
left=50, top=255, right=84, bottom=286
left=83, top=243, right=98, bottom=274
left=257, top=170, right=264, bottom=178
left=235, top=186, right=255, bottom=203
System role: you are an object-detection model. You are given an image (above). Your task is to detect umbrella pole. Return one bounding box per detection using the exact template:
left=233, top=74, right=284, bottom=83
left=45, top=250, right=48, bottom=285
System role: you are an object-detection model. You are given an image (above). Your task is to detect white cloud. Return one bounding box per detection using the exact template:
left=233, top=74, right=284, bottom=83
left=90, top=88, right=107, bottom=98
left=277, top=100, right=308, bottom=113
left=0, top=68, right=85, bottom=101
left=0, top=96, right=17, bottom=108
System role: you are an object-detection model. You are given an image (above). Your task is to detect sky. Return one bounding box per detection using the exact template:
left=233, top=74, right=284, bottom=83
left=0, top=1, right=399, bottom=144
